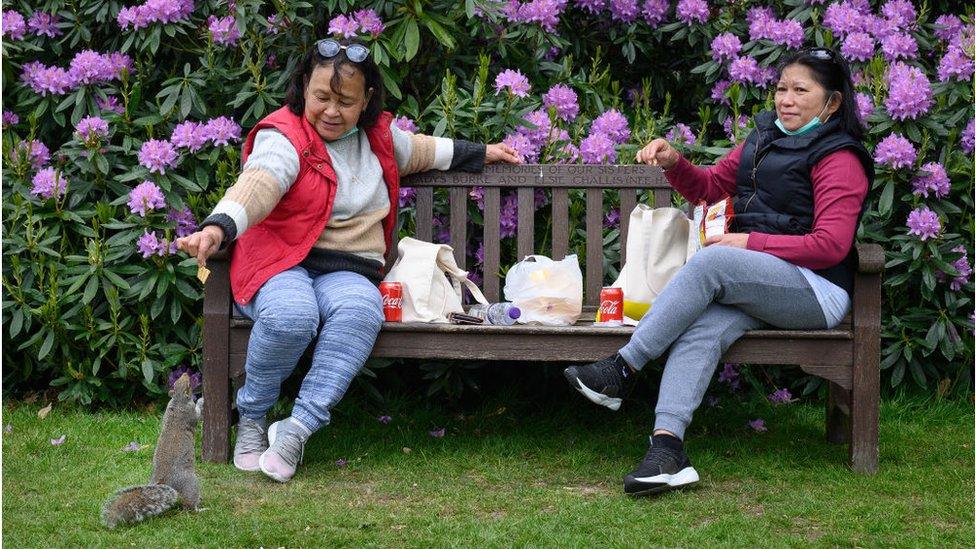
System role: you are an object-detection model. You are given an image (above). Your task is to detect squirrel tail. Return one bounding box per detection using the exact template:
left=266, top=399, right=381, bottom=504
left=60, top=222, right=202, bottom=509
left=101, top=484, right=180, bottom=529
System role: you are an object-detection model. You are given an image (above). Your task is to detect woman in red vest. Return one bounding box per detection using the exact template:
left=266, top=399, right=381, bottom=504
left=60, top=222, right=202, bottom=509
left=177, top=38, right=519, bottom=482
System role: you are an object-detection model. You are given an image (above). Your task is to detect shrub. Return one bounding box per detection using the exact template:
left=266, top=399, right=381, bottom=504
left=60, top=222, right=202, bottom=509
left=2, top=0, right=972, bottom=404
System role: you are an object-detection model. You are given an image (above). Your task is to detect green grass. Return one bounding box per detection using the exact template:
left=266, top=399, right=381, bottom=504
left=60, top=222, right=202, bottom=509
left=3, top=388, right=973, bottom=547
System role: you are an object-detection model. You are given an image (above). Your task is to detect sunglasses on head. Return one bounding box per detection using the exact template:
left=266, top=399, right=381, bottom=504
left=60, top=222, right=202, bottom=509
left=316, top=39, right=370, bottom=63
left=803, top=47, right=837, bottom=62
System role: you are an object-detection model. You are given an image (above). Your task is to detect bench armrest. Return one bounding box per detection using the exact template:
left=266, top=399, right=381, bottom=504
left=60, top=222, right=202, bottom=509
left=202, top=247, right=232, bottom=317
left=854, top=242, right=884, bottom=275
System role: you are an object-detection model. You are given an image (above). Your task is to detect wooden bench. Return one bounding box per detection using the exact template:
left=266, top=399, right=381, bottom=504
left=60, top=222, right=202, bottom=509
left=201, top=164, right=883, bottom=473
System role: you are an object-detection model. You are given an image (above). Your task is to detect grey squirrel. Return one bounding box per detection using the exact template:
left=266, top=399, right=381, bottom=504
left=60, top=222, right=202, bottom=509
left=101, top=373, right=203, bottom=528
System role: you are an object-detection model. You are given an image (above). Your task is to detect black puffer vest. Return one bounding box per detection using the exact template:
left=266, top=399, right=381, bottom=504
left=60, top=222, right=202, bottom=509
left=733, top=111, right=874, bottom=296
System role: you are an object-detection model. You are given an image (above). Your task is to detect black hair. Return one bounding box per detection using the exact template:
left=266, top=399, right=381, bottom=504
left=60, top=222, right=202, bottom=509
left=284, top=37, right=385, bottom=128
left=776, top=48, right=864, bottom=140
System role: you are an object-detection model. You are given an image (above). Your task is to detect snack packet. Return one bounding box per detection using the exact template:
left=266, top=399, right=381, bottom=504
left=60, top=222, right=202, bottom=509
left=692, top=196, right=734, bottom=247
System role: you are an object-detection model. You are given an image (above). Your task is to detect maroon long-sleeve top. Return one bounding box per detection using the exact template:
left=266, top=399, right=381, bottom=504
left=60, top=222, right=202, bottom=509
left=665, top=142, right=869, bottom=270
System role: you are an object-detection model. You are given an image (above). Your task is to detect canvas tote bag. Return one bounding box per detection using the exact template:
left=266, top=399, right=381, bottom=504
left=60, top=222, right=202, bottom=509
left=608, top=205, right=699, bottom=321
left=382, top=237, right=488, bottom=323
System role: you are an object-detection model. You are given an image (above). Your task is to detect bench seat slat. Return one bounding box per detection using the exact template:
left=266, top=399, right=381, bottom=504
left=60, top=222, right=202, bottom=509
left=229, top=317, right=853, bottom=340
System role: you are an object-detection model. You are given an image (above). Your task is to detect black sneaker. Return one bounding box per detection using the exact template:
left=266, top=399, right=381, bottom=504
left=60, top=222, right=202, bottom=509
left=563, top=354, right=636, bottom=411
left=623, top=435, right=700, bottom=496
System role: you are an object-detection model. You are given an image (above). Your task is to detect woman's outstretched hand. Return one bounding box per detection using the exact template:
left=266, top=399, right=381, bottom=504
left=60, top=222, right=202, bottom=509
left=635, top=138, right=680, bottom=170
left=176, top=225, right=225, bottom=268
left=485, top=142, right=522, bottom=164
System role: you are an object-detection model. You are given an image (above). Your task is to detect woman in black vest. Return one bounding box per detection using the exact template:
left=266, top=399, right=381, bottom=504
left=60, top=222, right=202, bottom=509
left=564, top=48, right=873, bottom=496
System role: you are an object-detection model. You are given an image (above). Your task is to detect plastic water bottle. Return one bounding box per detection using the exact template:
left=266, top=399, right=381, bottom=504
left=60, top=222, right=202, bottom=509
left=468, top=302, right=522, bottom=326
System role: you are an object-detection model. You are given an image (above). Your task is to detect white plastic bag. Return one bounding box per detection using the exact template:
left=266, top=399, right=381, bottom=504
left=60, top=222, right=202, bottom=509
left=503, top=255, right=583, bottom=326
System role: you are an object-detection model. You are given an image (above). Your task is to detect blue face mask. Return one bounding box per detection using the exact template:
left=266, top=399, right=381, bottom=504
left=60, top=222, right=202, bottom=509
left=327, top=126, right=360, bottom=142
left=775, top=97, right=833, bottom=136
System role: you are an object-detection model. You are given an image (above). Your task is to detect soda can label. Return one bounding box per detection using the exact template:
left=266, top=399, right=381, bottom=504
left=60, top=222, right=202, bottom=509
left=599, top=287, right=624, bottom=324
left=380, top=282, right=403, bottom=322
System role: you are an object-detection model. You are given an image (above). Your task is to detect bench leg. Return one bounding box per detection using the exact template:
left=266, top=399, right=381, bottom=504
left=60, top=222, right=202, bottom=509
left=849, top=330, right=880, bottom=474
left=825, top=381, right=851, bottom=445
left=849, top=370, right=879, bottom=474
left=202, top=373, right=231, bottom=462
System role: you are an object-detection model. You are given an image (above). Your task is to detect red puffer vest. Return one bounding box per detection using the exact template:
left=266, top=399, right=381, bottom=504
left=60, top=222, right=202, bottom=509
left=230, top=107, right=399, bottom=305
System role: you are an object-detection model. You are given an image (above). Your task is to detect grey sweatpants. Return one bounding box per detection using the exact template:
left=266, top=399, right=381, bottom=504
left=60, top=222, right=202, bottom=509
left=618, top=245, right=829, bottom=439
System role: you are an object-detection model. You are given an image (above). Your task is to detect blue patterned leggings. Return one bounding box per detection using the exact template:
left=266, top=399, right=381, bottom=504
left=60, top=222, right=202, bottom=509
left=235, top=266, right=384, bottom=433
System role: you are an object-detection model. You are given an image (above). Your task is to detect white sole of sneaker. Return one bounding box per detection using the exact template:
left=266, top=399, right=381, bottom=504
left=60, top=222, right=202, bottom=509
left=258, top=452, right=290, bottom=483
left=259, top=421, right=290, bottom=483
left=233, top=456, right=262, bottom=472
left=575, top=379, right=622, bottom=411
left=631, top=466, right=700, bottom=493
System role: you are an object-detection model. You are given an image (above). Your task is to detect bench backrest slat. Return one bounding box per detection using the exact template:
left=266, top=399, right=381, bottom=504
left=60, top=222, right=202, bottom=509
left=618, top=188, right=638, bottom=265
left=585, top=188, right=604, bottom=306
left=449, top=187, right=468, bottom=268
left=517, top=187, right=535, bottom=263
left=551, top=188, right=570, bottom=261
left=653, top=188, right=672, bottom=209
left=483, top=186, right=502, bottom=302
left=416, top=187, right=434, bottom=243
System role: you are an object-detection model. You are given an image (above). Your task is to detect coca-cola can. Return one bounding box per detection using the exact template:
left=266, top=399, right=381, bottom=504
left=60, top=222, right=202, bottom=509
left=599, top=287, right=624, bottom=325
left=379, top=281, right=403, bottom=322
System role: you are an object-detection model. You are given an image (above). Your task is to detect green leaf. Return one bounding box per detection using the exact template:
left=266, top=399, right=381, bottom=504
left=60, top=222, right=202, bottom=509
left=924, top=320, right=945, bottom=349
left=141, top=358, right=155, bottom=385
left=878, top=180, right=894, bottom=216
left=890, top=361, right=905, bottom=387
left=38, top=331, right=55, bottom=361
left=82, top=276, right=99, bottom=304
left=150, top=294, right=166, bottom=319
left=180, top=88, right=193, bottom=118
left=102, top=269, right=131, bottom=290
left=421, top=16, right=456, bottom=50
left=404, top=19, right=420, bottom=62
left=909, top=360, right=927, bottom=386
left=9, top=309, right=24, bottom=339
left=174, top=278, right=199, bottom=299
left=170, top=297, right=182, bottom=324
left=160, top=86, right=180, bottom=115
left=378, top=65, right=402, bottom=100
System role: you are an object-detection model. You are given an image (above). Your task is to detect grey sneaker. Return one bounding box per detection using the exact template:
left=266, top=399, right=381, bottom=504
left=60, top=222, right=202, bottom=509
left=233, top=417, right=268, bottom=472
left=259, top=418, right=311, bottom=483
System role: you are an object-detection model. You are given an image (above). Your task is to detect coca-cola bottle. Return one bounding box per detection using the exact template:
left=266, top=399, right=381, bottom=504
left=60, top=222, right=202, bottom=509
left=468, top=302, right=521, bottom=326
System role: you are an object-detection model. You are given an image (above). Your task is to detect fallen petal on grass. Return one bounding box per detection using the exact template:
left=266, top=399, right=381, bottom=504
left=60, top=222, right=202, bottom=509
left=50, top=435, right=66, bottom=445
left=428, top=428, right=445, bottom=438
